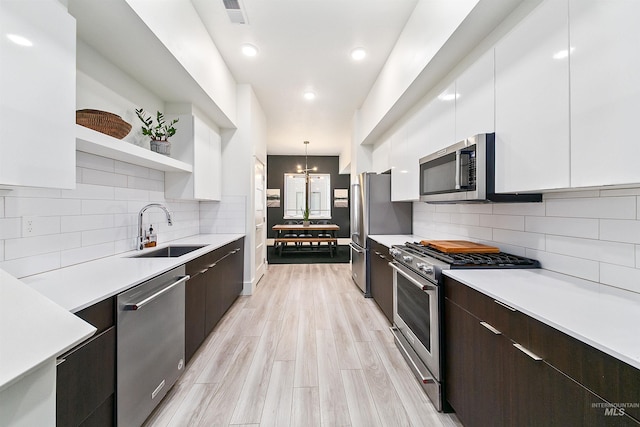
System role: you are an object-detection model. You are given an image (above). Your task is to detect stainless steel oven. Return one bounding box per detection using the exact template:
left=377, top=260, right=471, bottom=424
left=389, top=255, right=447, bottom=411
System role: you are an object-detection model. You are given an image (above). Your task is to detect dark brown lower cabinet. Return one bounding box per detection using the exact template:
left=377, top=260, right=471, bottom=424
left=444, top=276, right=640, bottom=427
left=368, top=238, right=393, bottom=323
left=56, top=298, right=115, bottom=426
left=185, top=237, right=244, bottom=363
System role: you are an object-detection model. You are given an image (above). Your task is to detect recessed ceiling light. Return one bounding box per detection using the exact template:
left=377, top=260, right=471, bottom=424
left=303, top=91, right=316, bottom=101
left=7, top=34, right=33, bottom=47
left=351, top=47, right=366, bottom=61
left=241, top=43, right=258, bottom=57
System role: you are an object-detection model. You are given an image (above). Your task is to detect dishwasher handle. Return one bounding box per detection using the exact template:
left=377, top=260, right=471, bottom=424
left=124, top=275, right=190, bottom=311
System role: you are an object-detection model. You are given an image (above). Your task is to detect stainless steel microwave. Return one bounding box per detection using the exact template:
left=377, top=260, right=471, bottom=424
left=419, top=133, right=541, bottom=203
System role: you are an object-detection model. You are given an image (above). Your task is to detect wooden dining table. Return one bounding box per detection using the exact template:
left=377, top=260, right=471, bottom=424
left=272, top=223, right=340, bottom=256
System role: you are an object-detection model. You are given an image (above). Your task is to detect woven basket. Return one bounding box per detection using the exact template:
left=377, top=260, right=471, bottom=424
left=76, top=109, right=132, bottom=139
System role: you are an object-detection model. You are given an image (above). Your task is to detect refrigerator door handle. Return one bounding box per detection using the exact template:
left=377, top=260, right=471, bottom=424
left=349, top=243, right=364, bottom=253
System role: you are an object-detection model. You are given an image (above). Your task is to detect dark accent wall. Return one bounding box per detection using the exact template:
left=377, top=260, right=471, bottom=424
left=267, top=155, right=350, bottom=239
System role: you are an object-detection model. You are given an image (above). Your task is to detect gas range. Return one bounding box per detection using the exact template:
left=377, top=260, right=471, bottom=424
left=390, top=241, right=540, bottom=283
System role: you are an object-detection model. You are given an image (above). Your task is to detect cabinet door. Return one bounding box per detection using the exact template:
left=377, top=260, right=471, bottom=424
left=494, top=0, right=570, bottom=192
left=369, top=241, right=393, bottom=323
left=185, top=271, right=206, bottom=364
left=425, top=83, right=456, bottom=153
left=445, top=299, right=507, bottom=426
left=57, top=327, right=116, bottom=427
left=193, top=116, right=221, bottom=200
left=391, top=127, right=418, bottom=201
left=372, top=136, right=391, bottom=174
left=569, top=0, right=640, bottom=188
left=0, top=0, right=75, bottom=189
left=455, top=49, right=495, bottom=140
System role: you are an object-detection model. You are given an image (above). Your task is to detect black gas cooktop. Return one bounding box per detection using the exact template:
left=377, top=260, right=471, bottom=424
left=401, top=242, right=540, bottom=268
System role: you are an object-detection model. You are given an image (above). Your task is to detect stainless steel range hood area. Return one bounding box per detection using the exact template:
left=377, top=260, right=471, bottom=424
left=419, top=133, right=543, bottom=204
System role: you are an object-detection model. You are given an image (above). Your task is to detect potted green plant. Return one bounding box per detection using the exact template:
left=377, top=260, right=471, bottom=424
left=302, top=206, right=310, bottom=226
left=135, top=108, right=179, bottom=156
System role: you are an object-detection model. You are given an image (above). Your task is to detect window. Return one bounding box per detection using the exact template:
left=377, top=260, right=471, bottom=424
left=283, top=173, right=331, bottom=219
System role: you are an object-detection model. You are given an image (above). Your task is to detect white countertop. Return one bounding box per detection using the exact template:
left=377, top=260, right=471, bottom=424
left=22, top=234, right=244, bottom=313
left=0, top=268, right=96, bottom=391
left=444, top=269, right=640, bottom=370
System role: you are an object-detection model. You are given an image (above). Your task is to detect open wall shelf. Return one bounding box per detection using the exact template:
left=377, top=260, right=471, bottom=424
left=75, top=125, right=192, bottom=173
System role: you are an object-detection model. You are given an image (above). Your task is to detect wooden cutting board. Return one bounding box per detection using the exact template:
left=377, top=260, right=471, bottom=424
left=420, top=240, right=500, bottom=253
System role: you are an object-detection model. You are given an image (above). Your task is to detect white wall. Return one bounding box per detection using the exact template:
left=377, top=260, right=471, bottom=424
left=413, top=189, right=640, bottom=295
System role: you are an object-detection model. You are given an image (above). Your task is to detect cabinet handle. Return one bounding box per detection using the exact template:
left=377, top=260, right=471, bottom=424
left=479, top=321, right=502, bottom=335
left=56, top=358, right=66, bottom=366
left=494, top=299, right=517, bottom=312
left=208, top=263, right=217, bottom=268
left=513, top=343, right=542, bottom=361
left=198, top=268, right=208, bottom=275
left=373, top=251, right=381, bottom=255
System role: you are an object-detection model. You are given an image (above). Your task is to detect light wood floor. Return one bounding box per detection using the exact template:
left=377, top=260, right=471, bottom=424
left=144, top=263, right=462, bottom=427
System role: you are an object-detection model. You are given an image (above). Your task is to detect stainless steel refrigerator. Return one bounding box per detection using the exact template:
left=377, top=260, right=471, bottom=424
left=350, top=172, right=412, bottom=295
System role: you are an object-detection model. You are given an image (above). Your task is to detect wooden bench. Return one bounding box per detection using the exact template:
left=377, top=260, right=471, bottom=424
left=274, top=237, right=338, bottom=256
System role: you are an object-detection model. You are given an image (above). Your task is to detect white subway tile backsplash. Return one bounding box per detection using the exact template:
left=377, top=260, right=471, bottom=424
left=5, top=233, right=81, bottom=260
left=0, top=197, right=4, bottom=218
left=527, top=249, right=600, bottom=282
left=0, top=218, right=21, bottom=239
left=600, top=263, right=640, bottom=294
left=114, top=187, right=149, bottom=201
left=61, top=214, right=115, bottom=233
left=5, top=198, right=82, bottom=217
left=127, top=176, right=163, bottom=191
left=413, top=189, right=640, bottom=294
left=525, top=216, right=598, bottom=239
left=77, top=151, right=115, bottom=172
left=449, top=213, right=480, bottom=226
left=3, top=187, right=62, bottom=199
left=546, top=197, right=636, bottom=219
left=115, top=160, right=151, bottom=178
left=82, top=168, right=128, bottom=188
left=149, top=169, right=164, bottom=182
left=545, top=235, right=635, bottom=267
left=479, top=214, right=524, bottom=231
left=492, top=202, right=546, bottom=216
left=600, top=220, right=640, bottom=244
left=61, top=183, right=115, bottom=200
left=493, top=229, right=545, bottom=250
left=82, top=199, right=129, bottom=215
left=82, top=226, right=129, bottom=246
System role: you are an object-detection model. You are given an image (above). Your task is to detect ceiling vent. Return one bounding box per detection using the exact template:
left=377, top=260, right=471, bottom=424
left=223, top=0, right=248, bottom=24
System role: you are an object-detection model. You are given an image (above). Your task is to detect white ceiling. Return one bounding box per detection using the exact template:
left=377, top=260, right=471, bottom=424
left=191, top=0, right=419, bottom=156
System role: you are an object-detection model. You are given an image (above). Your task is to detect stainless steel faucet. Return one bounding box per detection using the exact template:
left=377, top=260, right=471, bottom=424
left=138, top=203, right=173, bottom=250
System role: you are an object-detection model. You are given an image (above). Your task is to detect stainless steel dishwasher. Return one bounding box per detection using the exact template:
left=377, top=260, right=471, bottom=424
left=117, top=265, right=189, bottom=427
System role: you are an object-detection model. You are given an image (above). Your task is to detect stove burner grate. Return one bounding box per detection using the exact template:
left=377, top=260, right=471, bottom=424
left=404, top=242, right=540, bottom=268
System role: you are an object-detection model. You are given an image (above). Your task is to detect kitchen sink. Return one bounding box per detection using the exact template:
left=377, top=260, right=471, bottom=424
left=128, top=245, right=207, bottom=258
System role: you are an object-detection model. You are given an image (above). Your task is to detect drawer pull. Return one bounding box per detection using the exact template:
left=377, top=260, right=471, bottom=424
left=480, top=321, right=502, bottom=335
left=494, top=299, right=517, bottom=312
left=513, top=343, right=542, bottom=361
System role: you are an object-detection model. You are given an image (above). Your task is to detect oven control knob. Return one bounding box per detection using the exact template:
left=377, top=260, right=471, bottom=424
left=389, top=248, right=401, bottom=257
left=416, top=263, right=434, bottom=274
left=402, top=255, right=413, bottom=263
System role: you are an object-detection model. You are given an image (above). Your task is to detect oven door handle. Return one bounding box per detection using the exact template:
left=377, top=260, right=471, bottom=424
left=349, top=243, right=364, bottom=254
left=389, top=262, right=437, bottom=292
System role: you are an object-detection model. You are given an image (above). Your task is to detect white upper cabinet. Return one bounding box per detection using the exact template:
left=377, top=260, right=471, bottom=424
left=390, top=127, right=417, bottom=201
left=0, top=0, right=76, bottom=189
left=494, top=0, right=570, bottom=193
left=455, top=50, right=495, bottom=141
left=425, top=83, right=456, bottom=154
left=569, top=0, right=640, bottom=188
left=165, top=115, right=221, bottom=201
